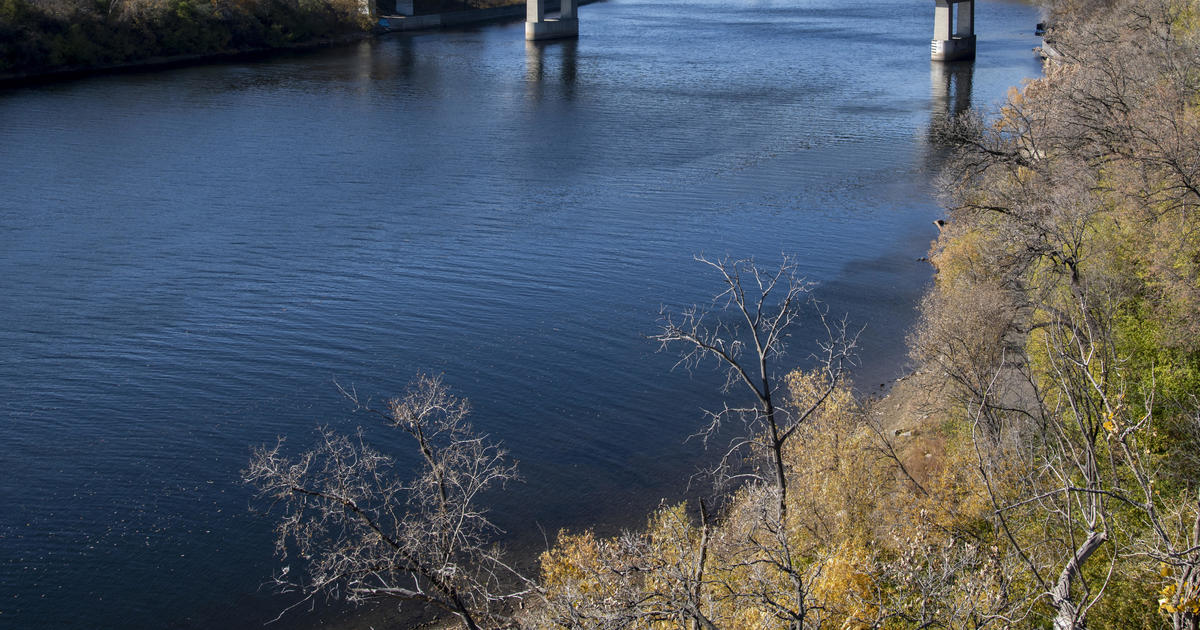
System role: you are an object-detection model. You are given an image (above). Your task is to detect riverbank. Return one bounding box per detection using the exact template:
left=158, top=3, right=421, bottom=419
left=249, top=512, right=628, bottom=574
left=0, top=0, right=595, bottom=86
left=0, top=0, right=371, bottom=85
left=513, top=0, right=1200, bottom=626
left=0, top=31, right=371, bottom=86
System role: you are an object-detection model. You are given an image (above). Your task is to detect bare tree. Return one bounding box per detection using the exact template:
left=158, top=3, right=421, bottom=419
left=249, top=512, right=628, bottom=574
left=529, top=255, right=860, bottom=630
left=641, top=255, right=867, bottom=630
left=652, top=254, right=858, bottom=521
left=243, top=374, right=528, bottom=629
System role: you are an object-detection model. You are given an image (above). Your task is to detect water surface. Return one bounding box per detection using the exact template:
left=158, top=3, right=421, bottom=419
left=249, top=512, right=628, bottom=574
left=0, top=1, right=1040, bottom=626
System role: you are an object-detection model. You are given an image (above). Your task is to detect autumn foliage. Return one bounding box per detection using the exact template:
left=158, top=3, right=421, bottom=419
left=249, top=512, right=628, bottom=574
left=525, top=0, right=1200, bottom=627
left=245, top=0, right=1200, bottom=626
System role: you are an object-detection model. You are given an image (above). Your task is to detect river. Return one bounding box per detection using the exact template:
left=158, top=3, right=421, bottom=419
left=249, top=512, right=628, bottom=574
left=0, top=0, right=1040, bottom=626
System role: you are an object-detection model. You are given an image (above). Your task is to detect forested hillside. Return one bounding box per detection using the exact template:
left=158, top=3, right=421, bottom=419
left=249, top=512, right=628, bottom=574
left=532, top=0, right=1200, bottom=626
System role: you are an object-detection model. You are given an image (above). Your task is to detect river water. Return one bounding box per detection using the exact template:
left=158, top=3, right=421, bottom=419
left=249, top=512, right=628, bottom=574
left=0, top=1, right=1040, bottom=627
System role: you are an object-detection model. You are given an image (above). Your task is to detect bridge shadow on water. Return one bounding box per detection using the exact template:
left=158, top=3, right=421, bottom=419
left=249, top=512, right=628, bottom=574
left=930, top=59, right=974, bottom=125
left=525, top=38, right=578, bottom=100
left=925, top=58, right=974, bottom=175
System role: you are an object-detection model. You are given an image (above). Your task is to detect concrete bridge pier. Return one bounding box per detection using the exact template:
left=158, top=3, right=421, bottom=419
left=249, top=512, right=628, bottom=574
left=931, top=0, right=975, bottom=61
left=527, top=0, right=578, bottom=41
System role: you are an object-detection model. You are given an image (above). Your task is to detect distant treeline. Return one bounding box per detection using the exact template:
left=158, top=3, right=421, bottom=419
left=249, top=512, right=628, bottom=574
left=401, top=0, right=523, bottom=12
left=0, top=0, right=370, bottom=76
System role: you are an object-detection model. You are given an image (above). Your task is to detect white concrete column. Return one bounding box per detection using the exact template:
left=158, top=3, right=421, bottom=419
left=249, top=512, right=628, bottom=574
left=526, top=0, right=578, bottom=40
left=932, top=0, right=976, bottom=61
left=933, top=0, right=953, bottom=41
left=955, top=0, right=974, bottom=37
left=527, top=0, right=544, bottom=23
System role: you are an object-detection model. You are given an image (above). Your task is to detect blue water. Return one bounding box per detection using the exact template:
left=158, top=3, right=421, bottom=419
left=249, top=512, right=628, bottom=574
left=0, top=0, right=1040, bottom=626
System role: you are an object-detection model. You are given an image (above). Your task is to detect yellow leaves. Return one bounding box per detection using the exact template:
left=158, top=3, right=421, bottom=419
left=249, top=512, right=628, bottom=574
left=811, top=545, right=879, bottom=629
left=1160, top=583, right=1178, bottom=612
left=540, top=503, right=696, bottom=591
left=784, top=368, right=854, bottom=420
left=537, top=503, right=707, bottom=628
left=1157, top=581, right=1200, bottom=615
left=993, top=86, right=1029, bottom=133
left=1160, top=562, right=1172, bottom=577
left=781, top=369, right=886, bottom=547
left=1102, top=398, right=1127, bottom=435
left=643, top=501, right=700, bottom=568
left=1007, top=85, right=1025, bottom=105
left=727, top=605, right=773, bottom=630
left=539, top=530, right=603, bottom=593
left=929, top=227, right=985, bottom=287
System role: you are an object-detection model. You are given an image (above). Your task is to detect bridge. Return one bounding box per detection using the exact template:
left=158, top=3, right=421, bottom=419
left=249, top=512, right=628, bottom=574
left=526, top=0, right=578, bottom=40
left=525, top=0, right=976, bottom=61
left=380, top=0, right=978, bottom=60
left=931, top=0, right=976, bottom=60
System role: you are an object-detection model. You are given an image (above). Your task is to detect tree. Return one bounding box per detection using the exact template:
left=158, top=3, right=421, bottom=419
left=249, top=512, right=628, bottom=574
left=645, top=255, right=864, bottom=630
left=534, top=502, right=719, bottom=630
left=652, top=254, right=858, bottom=522
left=243, top=374, right=528, bottom=629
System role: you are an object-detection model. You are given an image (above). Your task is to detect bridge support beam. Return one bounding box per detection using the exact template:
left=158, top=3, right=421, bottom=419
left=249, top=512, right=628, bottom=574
left=931, top=0, right=975, bottom=61
left=526, top=0, right=578, bottom=41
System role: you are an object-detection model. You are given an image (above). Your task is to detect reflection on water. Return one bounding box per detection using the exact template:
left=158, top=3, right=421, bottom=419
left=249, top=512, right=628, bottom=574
left=926, top=59, right=975, bottom=166
left=931, top=59, right=975, bottom=120
left=375, top=35, right=418, bottom=82
left=526, top=38, right=579, bottom=97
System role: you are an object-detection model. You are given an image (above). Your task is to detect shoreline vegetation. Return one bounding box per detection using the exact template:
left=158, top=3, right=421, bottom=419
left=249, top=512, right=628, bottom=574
left=0, top=0, right=371, bottom=81
left=244, top=0, right=1200, bottom=627
left=0, top=0, right=526, bottom=84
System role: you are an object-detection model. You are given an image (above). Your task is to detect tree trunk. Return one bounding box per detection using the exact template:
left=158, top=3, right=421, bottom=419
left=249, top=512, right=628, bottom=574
left=1051, top=530, right=1106, bottom=630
